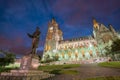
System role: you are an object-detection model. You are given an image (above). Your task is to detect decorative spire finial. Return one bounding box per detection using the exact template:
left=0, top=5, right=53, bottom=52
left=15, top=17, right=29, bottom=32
left=92, top=17, right=98, bottom=25
left=52, top=17, right=56, bottom=24
left=92, top=17, right=99, bottom=29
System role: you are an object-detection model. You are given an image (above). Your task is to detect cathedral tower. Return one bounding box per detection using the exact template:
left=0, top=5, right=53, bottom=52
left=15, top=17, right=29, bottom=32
left=42, top=18, right=63, bottom=60
left=93, top=18, right=118, bottom=44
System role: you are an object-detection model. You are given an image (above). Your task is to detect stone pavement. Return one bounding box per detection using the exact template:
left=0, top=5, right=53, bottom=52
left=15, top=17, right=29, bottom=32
left=49, top=63, right=120, bottom=80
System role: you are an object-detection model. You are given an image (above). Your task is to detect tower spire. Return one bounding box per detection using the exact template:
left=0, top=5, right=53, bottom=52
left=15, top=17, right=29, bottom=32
left=109, top=24, right=116, bottom=35
left=92, top=17, right=99, bottom=29
left=93, top=17, right=97, bottom=24
left=51, top=17, right=56, bottom=24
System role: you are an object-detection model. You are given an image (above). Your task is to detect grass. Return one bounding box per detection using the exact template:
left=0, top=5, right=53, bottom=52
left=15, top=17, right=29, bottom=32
left=38, top=64, right=80, bottom=75
left=5, top=63, right=20, bottom=68
left=98, top=61, right=120, bottom=68
left=0, top=66, right=18, bottom=72
left=0, top=63, right=20, bottom=72
left=85, top=76, right=120, bottom=80
left=60, top=70, right=79, bottom=75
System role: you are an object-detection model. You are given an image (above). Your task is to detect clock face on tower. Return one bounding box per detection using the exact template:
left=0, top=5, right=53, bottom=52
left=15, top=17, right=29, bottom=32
left=49, top=27, right=53, bottom=33
left=49, top=27, right=53, bottom=30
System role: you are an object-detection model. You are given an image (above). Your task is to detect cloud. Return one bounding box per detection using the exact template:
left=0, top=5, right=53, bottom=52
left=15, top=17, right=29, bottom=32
left=11, top=46, right=30, bottom=55
left=0, top=36, right=12, bottom=48
left=0, top=0, right=120, bottom=55
left=0, top=35, right=30, bottom=54
left=52, top=0, right=120, bottom=26
left=0, top=34, right=44, bottom=55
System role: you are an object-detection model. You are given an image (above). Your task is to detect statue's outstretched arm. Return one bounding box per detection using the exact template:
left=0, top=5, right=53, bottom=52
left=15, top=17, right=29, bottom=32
left=27, top=33, right=33, bottom=38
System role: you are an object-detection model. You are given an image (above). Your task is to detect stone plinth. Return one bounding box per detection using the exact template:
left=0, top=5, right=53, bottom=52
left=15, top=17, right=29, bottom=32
left=20, top=54, right=32, bottom=70
left=20, top=54, right=40, bottom=70
left=0, top=54, right=55, bottom=80
left=31, top=58, right=39, bottom=69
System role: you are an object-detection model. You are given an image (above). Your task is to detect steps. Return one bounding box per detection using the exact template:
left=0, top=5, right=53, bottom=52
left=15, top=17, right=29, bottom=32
left=0, top=70, right=55, bottom=80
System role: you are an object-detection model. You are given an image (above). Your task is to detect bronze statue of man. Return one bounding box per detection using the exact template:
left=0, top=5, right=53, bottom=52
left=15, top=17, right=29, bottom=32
left=27, top=27, right=41, bottom=55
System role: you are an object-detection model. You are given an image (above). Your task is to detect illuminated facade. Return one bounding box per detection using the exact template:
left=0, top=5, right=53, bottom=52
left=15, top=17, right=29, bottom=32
left=42, top=18, right=119, bottom=61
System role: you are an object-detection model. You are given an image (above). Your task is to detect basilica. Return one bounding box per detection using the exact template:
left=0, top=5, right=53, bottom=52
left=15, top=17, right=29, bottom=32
left=42, top=18, right=119, bottom=61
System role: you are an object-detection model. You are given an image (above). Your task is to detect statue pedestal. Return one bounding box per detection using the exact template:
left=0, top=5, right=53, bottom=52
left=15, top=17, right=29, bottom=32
left=20, top=54, right=32, bottom=70
left=0, top=27, right=55, bottom=80
left=0, top=54, right=55, bottom=80
left=20, top=54, right=39, bottom=70
left=31, top=57, right=39, bottom=69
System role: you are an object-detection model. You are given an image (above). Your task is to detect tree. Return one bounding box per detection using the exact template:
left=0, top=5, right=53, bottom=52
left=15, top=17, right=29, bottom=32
left=0, top=51, right=15, bottom=68
left=105, top=39, right=120, bottom=61
left=111, top=39, right=120, bottom=53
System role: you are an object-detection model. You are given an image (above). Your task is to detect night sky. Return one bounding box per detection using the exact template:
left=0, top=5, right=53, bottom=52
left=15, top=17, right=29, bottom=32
left=0, top=0, right=120, bottom=55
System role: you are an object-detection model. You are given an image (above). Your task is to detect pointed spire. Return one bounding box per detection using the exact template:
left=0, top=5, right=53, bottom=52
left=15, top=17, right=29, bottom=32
left=51, top=17, right=56, bottom=24
left=92, top=17, right=99, bottom=29
left=109, top=24, right=116, bottom=34
left=92, top=17, right=98, bottom=25
left=48, top=17, right=56, bottom=28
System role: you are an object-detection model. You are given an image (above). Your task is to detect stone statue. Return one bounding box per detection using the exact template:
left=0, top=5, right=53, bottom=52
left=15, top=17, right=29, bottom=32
left=27, top=27, right=41, bottom=56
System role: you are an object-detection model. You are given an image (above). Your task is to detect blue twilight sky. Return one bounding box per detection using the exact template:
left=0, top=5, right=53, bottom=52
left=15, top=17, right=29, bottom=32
left=0, top=0, right=120, bottom=55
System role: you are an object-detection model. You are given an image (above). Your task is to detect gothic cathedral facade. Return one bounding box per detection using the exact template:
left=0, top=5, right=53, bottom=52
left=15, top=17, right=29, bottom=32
left=42, top=18, right=119, bottom=61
